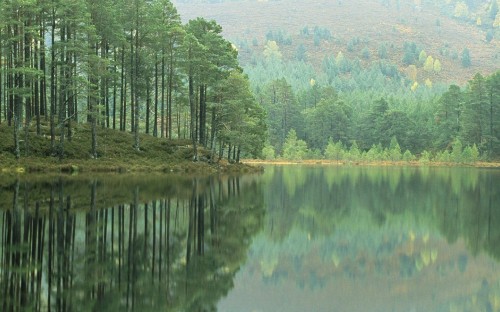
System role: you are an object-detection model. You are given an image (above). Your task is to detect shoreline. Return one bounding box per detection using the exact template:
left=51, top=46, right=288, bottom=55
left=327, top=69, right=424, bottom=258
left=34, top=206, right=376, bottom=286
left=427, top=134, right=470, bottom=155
left=0, top=157, right=263, bottom=175
left=241, top=159, right=500, bottom=168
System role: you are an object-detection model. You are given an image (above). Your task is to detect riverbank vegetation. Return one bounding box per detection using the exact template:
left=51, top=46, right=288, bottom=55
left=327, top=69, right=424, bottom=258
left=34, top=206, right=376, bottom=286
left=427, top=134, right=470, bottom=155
left=0, top=0, right=265, bottom=171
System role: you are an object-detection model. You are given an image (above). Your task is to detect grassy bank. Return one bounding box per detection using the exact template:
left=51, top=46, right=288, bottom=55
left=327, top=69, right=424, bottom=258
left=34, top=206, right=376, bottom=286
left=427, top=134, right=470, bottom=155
left=0, top=123, right=260, bottom=175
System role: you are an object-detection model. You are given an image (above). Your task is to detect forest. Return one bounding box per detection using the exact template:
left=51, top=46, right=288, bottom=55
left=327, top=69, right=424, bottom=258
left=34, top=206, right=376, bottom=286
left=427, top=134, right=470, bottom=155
left=0, top=0, right=265, bottom=163
left=0, top=0, right=499, bottom=165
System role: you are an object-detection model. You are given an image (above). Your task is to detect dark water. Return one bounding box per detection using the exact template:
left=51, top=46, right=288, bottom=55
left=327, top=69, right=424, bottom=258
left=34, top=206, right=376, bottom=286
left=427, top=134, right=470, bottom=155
left=1, top=166, right=499, bottom=312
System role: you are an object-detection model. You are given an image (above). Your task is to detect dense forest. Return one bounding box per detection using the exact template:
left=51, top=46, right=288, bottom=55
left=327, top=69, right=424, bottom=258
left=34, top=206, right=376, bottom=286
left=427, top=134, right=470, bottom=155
left=1, top=0, right=499, bottom=164
left=0, top=0, right=265, bottom=163
left=175, top=0, right=500, bottom=161
left=254, top=70, right=500, bottom=162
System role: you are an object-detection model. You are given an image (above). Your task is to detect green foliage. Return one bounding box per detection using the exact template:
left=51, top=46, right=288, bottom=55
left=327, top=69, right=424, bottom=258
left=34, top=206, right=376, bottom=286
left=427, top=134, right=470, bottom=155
left=282, top=129, right=309, bottom=160
left=303, top=88, right=351, bottom=150
left=262, top=143, right=276, bottom=160
left=362, top=47, right=371, bottom=60
left=491, top=0, right=499, bottom=19
left=296, top=44, right=307, bottom=62
left=215, top=71, right=267, bottom=158
left=419, top=150, right=432, bottom=164
left=348, top=141, right=361, bottom=161
left=313, top=26, right=332, bottom=42
left=378, top=43, right=388, bottom=59
left=388, top=136, right=402, bottom=161
left=461, top=144, right=479, bottom=163
left=461, top=47, right=471, bottom=67
left=257, top=78, right=302, bottom=154
left=435, top=150, right=451, bottom=162
left=402, top=42, right=419, bottom=65
left=451, top=138, right=463, bottom=162
left=347, top=37, right=361, bottom=52
left=324, top=138, right=345, bottom=160
left=266, top=29, right=292, bottom=46
left=402, top=150, right=415, bottom=162
left=486, top=30, right=494, bottom=43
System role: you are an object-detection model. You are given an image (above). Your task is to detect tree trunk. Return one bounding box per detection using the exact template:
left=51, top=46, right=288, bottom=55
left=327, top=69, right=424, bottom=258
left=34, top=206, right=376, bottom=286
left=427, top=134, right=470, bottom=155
left=50, top=7, right=57, bottom=154
left=120, top=45, right=126, bottom=132
left=168, top=46, right=174, bottom=139
left=199, top=84, right=206, bottom=146
left=189, top=75, right=198, bottom=160
left=113, top=48, right=117, bottom=129
left=161, top=53, right=165, bottom=138
left=153, top=54, right=159, bottom=137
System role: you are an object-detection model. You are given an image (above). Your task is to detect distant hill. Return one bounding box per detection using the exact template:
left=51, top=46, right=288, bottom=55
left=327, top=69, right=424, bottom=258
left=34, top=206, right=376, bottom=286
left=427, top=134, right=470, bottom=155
left=174, top=0, right=500, bottom=85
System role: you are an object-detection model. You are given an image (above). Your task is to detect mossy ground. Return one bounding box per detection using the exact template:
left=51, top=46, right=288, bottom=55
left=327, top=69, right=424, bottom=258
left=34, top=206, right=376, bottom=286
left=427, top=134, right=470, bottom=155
left=0, top=122, right=260, bottom=174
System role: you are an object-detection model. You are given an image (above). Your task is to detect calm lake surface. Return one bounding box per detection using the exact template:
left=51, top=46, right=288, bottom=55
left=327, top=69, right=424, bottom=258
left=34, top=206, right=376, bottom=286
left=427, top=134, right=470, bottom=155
left=1, top=166, right=499, bottom=311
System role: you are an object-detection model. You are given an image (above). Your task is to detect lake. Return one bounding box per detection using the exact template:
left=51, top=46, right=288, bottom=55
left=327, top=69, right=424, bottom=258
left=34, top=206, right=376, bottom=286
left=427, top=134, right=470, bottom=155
left=1, top=166, right=499, bottom=311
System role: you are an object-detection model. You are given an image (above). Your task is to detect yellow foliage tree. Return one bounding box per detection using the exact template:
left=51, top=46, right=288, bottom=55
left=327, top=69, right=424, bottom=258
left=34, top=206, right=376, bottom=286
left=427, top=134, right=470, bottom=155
left=454, top=2, right=469, bottom=18
left=425, top=78, right=432, bottom=88
left=411, top=81, right=419, bottom=92
left=494, top=12, right=500, bottom=27
left=433, top=59, right=442, bottom=73
left=335, top=51, right=345, bottom=66
left=476, top=17, right=482, bottom=26
left=424, top=55, right=434, bottom=72
left=263, top=40, right=282, bottom=59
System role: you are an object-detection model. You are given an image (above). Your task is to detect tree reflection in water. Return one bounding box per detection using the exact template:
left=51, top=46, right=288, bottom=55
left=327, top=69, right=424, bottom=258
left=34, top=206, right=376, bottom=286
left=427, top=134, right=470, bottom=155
left=0, top=174, right=264, bottom=311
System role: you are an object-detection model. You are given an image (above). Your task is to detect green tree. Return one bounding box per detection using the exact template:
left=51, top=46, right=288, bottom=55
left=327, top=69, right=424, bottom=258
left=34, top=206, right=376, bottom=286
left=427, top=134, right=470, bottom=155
left=388, top=136, right=402, bottom=161
left=485, top=71, right=500, bottom=157
left=283, top=129, right=308, bottom=160
left=262, top=143, right=276, bottom=160
left=461, top=48, right=471, bottom=67
left=259, top=78, right=301, bottom=155
left=348, top=140, right=361, bottom=161
left=303, top=93, right=351, bottom=150
left=324, top=138, right=345, bottom=161
left=490, top=0, right=499, bottom=19
left=295, top=44, right=307, bottom=62
left=184, top=18, right=239, bottom=152
left=461, top=73, right=488, bottom=150
left=418, top=50, right=427, bottom=66
left=435, top=85, right=463, bottom=150
left=451, top=138, right=463, bottom=163
left=213, top=71, right=266, bottom=161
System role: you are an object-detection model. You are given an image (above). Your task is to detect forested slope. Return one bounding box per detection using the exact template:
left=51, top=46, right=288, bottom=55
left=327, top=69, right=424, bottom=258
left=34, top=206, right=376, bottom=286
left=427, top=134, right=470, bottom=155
left=175, top=0, right=500, bottom=161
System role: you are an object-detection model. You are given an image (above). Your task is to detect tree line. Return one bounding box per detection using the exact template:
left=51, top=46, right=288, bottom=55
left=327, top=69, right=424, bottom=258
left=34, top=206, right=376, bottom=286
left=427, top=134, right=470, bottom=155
left=0, top=0, right=265, bottom=162
left=257, top=71, right=500, bottom=161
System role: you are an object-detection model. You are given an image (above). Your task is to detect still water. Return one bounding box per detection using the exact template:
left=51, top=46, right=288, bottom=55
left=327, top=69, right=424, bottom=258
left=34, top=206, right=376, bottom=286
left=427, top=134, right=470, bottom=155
left=0, top=166, right=499, bottom=311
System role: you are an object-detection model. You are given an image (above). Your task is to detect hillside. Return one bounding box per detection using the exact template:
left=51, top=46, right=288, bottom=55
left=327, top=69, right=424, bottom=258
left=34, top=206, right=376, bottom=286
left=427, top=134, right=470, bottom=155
left=174, top=0, right=500, bottom=85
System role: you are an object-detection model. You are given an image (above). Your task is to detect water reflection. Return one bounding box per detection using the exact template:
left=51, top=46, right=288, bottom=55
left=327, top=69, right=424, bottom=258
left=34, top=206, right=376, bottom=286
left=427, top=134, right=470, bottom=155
left=219, top=166, right=500, bottom=312
left=0, top=174, right=264, bottom=311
